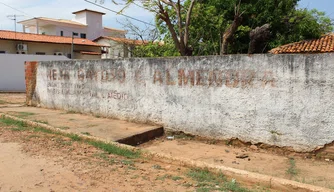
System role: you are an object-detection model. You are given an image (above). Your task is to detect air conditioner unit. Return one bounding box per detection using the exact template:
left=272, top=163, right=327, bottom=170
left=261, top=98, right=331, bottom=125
left=17, top=44, right=28, bottom=51
left=54, top=52, right=64, bottom=56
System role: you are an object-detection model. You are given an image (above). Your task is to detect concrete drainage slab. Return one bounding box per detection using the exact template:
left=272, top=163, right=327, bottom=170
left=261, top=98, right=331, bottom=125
left=0, top=106, right=163, bottom=145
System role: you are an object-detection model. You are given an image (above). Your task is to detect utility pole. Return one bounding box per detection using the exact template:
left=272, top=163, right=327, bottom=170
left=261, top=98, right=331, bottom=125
left=7, top=15, right=24, bottom=39
left=71, top=32, right=78, bottom=59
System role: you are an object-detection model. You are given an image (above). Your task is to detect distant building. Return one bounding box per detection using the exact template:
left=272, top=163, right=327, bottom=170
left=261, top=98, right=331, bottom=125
left=269, top=34, right=334, bottom=54
left=94, top=36, right=149, bottom=59
left=0, top=30, right=106, bottom=59
left=18, top=9, right=147, bottom=59
left=18, top=9, right=127, bottom=40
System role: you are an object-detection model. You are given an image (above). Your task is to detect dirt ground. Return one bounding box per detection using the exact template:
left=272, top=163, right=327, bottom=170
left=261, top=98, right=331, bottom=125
left=0, top=93, right=25, bottom=105
left=141, top=134, right=334, bottom=189
left=0, top=124, right=194, bottom=192
left=0, top=93, right=333, bottom=191
left=0, top=94, right=266, bottom=192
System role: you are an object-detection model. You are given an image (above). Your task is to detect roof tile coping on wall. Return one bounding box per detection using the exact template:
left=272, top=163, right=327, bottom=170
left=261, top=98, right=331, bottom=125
left=269, top=33, right=334, bottom=54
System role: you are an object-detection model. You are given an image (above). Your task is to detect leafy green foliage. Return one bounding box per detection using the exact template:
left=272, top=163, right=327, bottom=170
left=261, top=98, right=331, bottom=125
left=132, top=42, right=179, bottom=57
left=156, top=0, right=333, bottom=55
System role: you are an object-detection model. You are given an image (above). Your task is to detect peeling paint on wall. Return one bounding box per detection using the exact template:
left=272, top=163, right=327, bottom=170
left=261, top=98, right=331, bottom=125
left=27, top=54, right=334, bottom=152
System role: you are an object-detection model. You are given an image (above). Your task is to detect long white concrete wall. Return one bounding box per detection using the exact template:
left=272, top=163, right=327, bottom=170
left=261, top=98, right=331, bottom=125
left=0, top=54, right=68, bottom=92
left=30, top=54, right=334, bottom=151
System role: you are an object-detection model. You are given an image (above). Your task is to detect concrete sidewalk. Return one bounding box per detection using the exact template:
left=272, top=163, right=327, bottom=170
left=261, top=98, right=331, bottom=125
left=0, top=106, right=163, bottom=145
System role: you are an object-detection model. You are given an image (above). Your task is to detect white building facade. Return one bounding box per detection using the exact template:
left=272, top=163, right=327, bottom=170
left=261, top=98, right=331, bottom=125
left=19, top=9, right=127, bottom=41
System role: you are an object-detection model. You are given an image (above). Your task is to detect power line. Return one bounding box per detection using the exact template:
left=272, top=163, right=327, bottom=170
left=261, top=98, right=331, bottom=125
left=0, top=1, right=31, bottom=17
left=84, top=0, right=155, bottom=26
left=0, top=1, right=81, bottom=35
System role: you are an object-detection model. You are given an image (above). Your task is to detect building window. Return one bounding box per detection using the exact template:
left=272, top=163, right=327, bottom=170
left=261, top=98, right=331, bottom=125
left=60, top=31, right=64, bottom=36
left=0, top=51, right=6, bottom=54
left=80, top=33, right=86, bottom=39
left=36, top=52, right=46, bottom=55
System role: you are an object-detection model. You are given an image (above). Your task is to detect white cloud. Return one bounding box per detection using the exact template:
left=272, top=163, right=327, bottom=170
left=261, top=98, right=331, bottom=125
left=0, top=0, right=155, bottom=31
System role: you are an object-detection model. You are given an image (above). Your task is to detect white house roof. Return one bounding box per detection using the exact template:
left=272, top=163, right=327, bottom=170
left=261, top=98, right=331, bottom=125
left=104, top=27, right=127, bottom=33
left=72, top=9, right=106, bottom=15
left=19, top=17, right=87, bottom=27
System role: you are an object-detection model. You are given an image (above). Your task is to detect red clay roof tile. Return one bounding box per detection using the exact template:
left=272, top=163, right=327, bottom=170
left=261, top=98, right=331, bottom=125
left=0, top=30, right=104, bottom=47
left=269, top=34, right=334, bottom=54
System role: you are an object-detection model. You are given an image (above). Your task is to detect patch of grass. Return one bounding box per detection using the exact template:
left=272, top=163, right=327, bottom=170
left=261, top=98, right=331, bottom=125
left=67, top=133, right=82, bottom=141
left=0, top=99, right=7, bottom=104
left=33, top=120, right=49, bottom=124
left=81, top=132, right=91, bottom=136
left=66, top=110, right=78, bottom=114
left=141, top=176, right=149, bottom=180
left=121, top=159, right=134, bottom=166
left=187, top=168, right=253, bottom=192
left=11, top=126, right=29, bottom=131
left=221, top=180, right=253, bottom=192
left=171, top=176, right=183, bottom=181
left=156, top=174, right=170, bottom=181
left=173, top=132, right=195, bottom=140
left=59, top=126, right=70, bottom=130
left=27, top=134, right=40, bottom=139
left=1, top=116, right=141, bottom=160
left=15, top=112, right=35, bottom=118
left=87, top=140, right=140, bottom=159
left=0, top=117, right=29, bottom=131
left=183, top=183, right=192, bottom=188
left=69, top=119, right=75, bottom=121
left=55, top=137, right=72, bottom=146
left=94, top=114, right=101, bottom=118
left=33, top=126, right=56, bottom=134
left=86, top=124, right=97, bottom=128
left=94, top=152, right=116, bottom=164
left=187, top=168, right=224, bottom=184
left=131, top=175, right=139, bottom=179
left=127, top=166, right=137, bottom=170
left=196, top=188, right=211, bottom=192
left=286, top=157, right=298, bottom=177
left=153, top=164, right=162, bottom=170
left=0, top=117, right=26, bottom=126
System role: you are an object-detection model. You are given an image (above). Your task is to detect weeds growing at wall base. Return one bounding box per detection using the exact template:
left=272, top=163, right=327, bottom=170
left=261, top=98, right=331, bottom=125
left=0, top=116, right=140, bottom=159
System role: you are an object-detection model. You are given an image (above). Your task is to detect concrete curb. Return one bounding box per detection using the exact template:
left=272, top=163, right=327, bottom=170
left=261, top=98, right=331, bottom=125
left=0, top=113, right=332, bottom=192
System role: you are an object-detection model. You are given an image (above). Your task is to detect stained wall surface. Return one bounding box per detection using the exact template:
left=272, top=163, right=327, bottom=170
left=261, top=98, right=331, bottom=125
left=29, top=54, right=334, bottom=151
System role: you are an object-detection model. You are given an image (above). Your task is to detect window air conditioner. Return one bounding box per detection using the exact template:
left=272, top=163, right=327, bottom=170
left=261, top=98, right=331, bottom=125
left=17, top=44, right=28, bottom=51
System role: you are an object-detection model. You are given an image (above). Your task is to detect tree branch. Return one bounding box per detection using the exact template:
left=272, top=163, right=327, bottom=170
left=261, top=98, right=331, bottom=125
left=184, top=0, right=196, bottom=45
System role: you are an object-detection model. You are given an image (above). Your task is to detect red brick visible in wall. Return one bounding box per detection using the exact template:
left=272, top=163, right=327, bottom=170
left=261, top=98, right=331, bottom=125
left=25, top=61, right=38, bottom=105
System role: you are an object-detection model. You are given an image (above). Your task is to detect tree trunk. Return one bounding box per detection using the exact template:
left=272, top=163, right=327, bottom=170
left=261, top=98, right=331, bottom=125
left=248, top=24, right=271, bottom=54
left=221, top=15, right=242, bottom=55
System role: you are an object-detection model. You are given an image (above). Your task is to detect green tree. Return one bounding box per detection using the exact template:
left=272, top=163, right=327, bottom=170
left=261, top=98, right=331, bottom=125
left=132, top=41, right=180, bottom=57
left=157, top=0, right=333, bottom=55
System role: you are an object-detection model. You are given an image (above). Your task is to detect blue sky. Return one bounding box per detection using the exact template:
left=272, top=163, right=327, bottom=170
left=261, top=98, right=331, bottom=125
left=0, top=0, right=333, bottom=35
left=299, top=0, right=334, bottom=17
